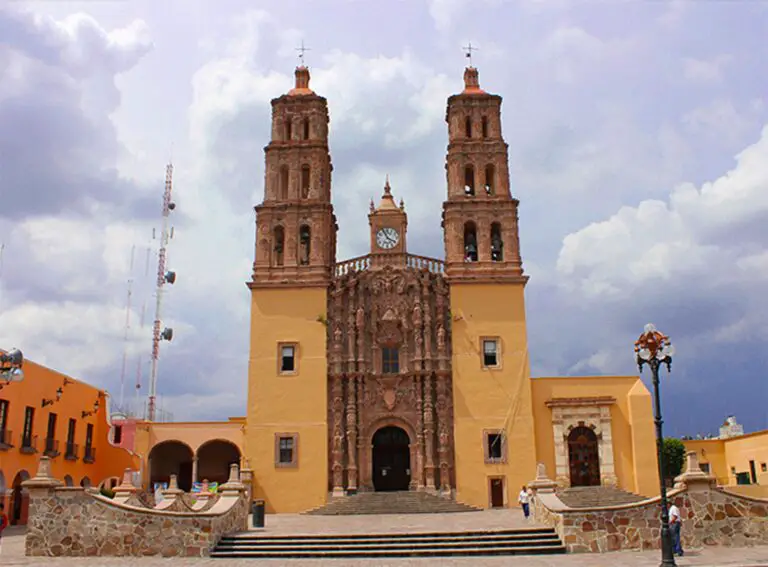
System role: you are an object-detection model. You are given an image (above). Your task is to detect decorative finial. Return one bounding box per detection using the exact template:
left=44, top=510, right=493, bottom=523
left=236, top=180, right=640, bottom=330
left=463, top=41, right=478, bottom=67
left=399, top=198, right=405, bottom=211
left=370, top=199, right=375, bottom=213
left=296, top=40, right=311, bottom=66
left=384, top=174, right=391, bottom=195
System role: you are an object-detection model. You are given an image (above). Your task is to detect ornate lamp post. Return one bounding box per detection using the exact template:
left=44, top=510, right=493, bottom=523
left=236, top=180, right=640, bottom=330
left=635, top=324, right=676, bottom=567
left=0, top=348, right=24, bottom=387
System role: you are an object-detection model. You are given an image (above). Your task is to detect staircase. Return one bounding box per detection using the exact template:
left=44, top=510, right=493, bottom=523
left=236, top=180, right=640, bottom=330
left=557, top=486, right=646, bottom=508
left=211, top=528, right=566, bottom=559
left=305, top=490, right=480, bottom=515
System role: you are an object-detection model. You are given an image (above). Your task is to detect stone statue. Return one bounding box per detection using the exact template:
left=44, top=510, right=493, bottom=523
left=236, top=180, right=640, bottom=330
left=437, top=326, right=446, bottom=351
left=356, top=306, right=365, bottom=329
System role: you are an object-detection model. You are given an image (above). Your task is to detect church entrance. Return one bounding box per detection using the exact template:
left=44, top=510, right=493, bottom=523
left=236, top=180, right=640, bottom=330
left=568, top=426, right=601, bottom=487
left=372, top=426, right=411, bottom=492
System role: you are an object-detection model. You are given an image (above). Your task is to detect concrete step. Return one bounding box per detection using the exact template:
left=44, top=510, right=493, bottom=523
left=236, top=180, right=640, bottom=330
left=211, top=528, right=566, bottom=558
left=557, top=486, right=646, bottom=508
left=305, top=490, right=481, bottom=515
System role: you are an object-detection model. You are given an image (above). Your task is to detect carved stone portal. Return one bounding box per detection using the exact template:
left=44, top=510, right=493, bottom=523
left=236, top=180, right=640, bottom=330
left=545, top=397, right=618, bottom=489
left=327, top=263, right=454, bottom=493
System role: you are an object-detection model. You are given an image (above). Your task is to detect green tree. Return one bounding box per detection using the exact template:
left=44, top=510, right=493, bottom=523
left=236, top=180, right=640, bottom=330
left=662, top=437, right=686, bottom=481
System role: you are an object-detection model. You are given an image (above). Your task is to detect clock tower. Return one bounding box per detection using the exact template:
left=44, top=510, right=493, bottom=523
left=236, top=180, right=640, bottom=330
left=368, top=176, right=408, bottom=263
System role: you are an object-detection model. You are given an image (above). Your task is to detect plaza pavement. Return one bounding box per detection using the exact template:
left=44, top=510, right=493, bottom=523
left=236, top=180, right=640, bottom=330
left=2, top=511, right=767, bottom=566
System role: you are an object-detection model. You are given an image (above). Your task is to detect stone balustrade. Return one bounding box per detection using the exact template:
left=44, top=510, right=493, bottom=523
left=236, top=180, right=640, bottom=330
left=334, top=253, right=445, bottom=276
left=528, top=453, right=768, bottom=553
left=23, top=457, right=250, bottom=557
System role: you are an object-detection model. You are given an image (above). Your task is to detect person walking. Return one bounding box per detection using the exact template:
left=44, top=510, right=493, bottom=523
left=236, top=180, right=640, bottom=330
left=668, top=501, right=684, bottom=556
left=518, top=486, right=531, bottom=520
left=0, top=502, right=8, bottom=554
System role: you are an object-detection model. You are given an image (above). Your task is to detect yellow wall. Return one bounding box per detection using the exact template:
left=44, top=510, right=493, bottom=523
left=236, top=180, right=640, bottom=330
left=449, top=283, right=538, bottom=508
left=684, top=430, right=768, bottom=487
left=0, top=356, right=138, bottom=523
left=530, top=375, right=659, bottom=498
left=245, top=287, right=329, bottom=513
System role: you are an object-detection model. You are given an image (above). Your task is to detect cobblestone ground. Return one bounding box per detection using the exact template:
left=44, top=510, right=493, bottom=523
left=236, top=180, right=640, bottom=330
left=2, top=513, right=768, bottom=567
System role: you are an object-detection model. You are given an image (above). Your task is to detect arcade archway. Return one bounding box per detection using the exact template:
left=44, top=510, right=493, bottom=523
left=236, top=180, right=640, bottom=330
left=196, top=439, right=241, bottom=485
left=148, top=440, right=194, bottom=492
left=568, top=426, right=601, bottom=487
left=11, top=470, right=30, bottom=525
left=372, top=426, right=411, bottom=492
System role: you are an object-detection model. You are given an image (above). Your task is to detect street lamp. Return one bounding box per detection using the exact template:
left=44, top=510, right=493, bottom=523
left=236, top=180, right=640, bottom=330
left=635, top=323, right=676, bottom=567
left=0, top=348, right=24, bottom=386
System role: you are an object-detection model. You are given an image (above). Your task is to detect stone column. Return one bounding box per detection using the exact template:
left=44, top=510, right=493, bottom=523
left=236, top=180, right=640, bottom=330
left=331, top=377, right=344, bottom=497
left=22, top=456, right=62, bottom=557
left=423, top=375, right=436, bottom=490
left=346, top=377, right=359, bottom=494
left=598, top=406, right=617, bottom=487
left=550, top=408, right=570, bottom=487
left=436, top=375, right=451, bottom=494
left=191, top=456, right=199, bottom=485
left=415, top=375, right=425, bottom=489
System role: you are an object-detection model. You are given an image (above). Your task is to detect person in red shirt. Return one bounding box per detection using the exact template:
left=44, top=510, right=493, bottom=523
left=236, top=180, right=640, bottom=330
left=0, top=502, right=8, bottom=552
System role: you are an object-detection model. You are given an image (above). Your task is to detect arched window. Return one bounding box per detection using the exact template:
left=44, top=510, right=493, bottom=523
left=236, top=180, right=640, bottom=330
left=484, top=164, right=495, bottom=195
left=273, top=226, right=285, bottom=266
left=482, top=116, right=489, bottom=138
left=491, top=222, right=503, bottom=262
left=301, top=165, right=311, bottom=198
left=303, top=117, right=310, bottom=140
left=465, top=116, right=472, bottom=138
left=285, top=118, right=292, bottom=141
left=279, top=166, right=289, bottom=200
left=299, top=225, right=311, bottom=265
left=464, top=222, right=478, bottom=262
left=464, top=165, right=475, bottom=196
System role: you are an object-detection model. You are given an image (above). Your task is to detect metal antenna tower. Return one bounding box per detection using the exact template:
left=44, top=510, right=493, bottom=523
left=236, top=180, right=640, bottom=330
left=147, top=163, right=177, bottom=422
left=118, top=245, right=135, bottom=410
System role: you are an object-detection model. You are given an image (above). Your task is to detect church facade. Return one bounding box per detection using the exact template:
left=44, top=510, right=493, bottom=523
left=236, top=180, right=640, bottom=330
left=244, top=64, right=660, bottom=513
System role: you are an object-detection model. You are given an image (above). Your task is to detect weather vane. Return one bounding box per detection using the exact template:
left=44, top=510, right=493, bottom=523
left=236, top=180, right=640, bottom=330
left=296, top=40, right=311, bottom=66
left=463, top=41, right=478, bottom=67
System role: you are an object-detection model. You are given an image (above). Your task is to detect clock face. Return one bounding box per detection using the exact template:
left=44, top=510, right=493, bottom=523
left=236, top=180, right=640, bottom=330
left=376, top=227, right=400, bottom=250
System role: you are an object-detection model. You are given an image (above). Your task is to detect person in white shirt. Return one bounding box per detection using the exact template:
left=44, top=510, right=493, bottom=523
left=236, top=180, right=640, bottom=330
left=518, top=486, right=531, bottom=520
left=668, top=502, right=684, bottom=556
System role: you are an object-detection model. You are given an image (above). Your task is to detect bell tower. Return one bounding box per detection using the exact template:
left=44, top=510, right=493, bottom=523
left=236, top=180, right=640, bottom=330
left=246, top=65, right=335, bottom=513
left=251, top=65, right=337, bottom=287
left=443, top=65, right=537, bottom=509
left=442, top=66, right=526, bottom=283
left=368, top=177, right=408, bottom=262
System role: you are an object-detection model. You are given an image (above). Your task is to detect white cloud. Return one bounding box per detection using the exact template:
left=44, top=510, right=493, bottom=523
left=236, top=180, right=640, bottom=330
left=557, top=124, right=768, bottom=298
left=682, top=55, right=731, bottom=83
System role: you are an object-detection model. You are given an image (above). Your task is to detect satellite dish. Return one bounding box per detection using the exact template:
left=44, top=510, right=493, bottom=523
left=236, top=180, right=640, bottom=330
left=164, top=270, right=176, bottom=284
left=161, top=328, right=174, bottom=341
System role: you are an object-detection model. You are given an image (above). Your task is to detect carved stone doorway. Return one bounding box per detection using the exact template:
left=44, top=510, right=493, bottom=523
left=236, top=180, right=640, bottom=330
left=567, top=426, right=601, bottom=487
left=372, top=426, right=411, bottom=492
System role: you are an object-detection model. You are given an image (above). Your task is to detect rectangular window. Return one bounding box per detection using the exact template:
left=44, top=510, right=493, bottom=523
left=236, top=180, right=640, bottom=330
left=0, top=399, right=8, bottom=432
left=761, top=463, right=767, bottom=473
left=482, top=339, right=500, bottom=368
left=66, top=418, right=78, bottom=460
left=484, top=430, right=506, bottom=464
left=275, top=433, right=298, bottom=468
left=114, top=425, right=123, bottom=444
left=22, top=406, right=34, bottom=445
left=382, top=347, right=399, bottom=374
left=700, top=462, right=711, bottom=474
left=279, top=344, right=297, bottom=374
left=45, top=413, right=58, bottom=455
left=47, top=413, right=57, bottom=439
left=67, top=418, right=76, bottom=444
left=85, top=423, right=93, bottom=450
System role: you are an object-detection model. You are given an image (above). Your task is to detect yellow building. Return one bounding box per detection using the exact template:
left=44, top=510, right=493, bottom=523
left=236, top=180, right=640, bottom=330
left=239, top=64, right=660, bottom=513
left=683, top=417, right=768, bottom=496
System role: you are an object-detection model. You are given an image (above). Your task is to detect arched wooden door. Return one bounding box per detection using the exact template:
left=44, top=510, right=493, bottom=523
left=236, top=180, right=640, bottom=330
left=372, top=426, right=411, bottom=492
left=567, top=426, right=601, bottom=487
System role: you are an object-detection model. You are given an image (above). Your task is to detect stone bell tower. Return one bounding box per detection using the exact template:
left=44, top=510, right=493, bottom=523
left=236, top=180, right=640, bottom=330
left=368, top=177, right=408, bottom=262
left=442, top=65, right=537, bottom=509
left=246, top=65, right=336, bottom=514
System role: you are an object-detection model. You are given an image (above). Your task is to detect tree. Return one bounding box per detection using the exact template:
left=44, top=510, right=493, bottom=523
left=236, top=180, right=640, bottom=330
left=662, top=437, right=687, bottom=482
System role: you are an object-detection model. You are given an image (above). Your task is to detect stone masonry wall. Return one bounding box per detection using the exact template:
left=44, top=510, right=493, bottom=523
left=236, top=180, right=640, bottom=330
left=530, top=454, right=768, bottom=554
left=24, top=458, right=249, bottom=557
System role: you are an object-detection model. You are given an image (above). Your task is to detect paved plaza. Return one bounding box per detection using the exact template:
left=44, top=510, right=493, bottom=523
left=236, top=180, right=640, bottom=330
left=2, top=511, right=768, bottom=566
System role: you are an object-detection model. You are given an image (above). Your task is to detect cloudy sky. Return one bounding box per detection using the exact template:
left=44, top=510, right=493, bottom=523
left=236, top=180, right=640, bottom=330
left=1, top=0, right=766, bottom=436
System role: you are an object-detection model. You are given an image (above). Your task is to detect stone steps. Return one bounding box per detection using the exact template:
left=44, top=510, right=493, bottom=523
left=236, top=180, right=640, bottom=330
left=557, top=486, right=646, bottom=508
left=304, top=490, right=481, bottom=515
left=211, top=528, right=566, bottom=559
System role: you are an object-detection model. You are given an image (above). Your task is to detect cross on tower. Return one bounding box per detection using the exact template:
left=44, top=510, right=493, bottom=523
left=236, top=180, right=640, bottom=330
left=463, top=41, right=479, bottom=67
left=296, top=40, right=311, bottom=66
